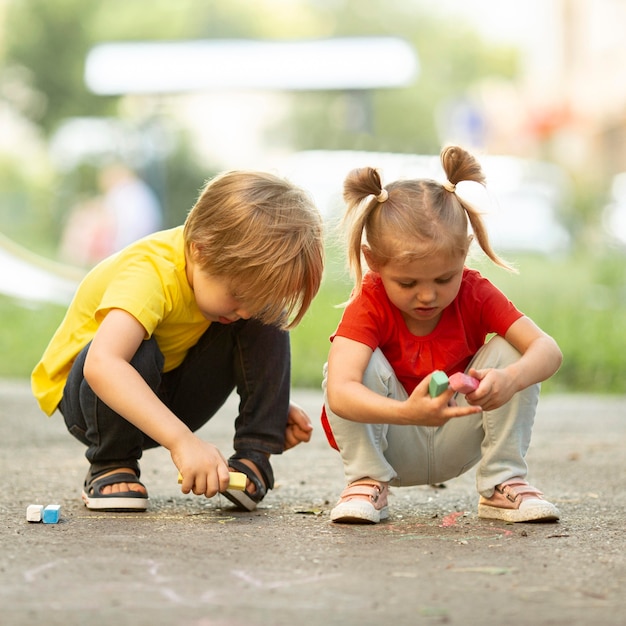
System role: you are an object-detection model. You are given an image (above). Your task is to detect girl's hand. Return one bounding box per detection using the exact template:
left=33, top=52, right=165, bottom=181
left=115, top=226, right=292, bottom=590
left=284, top=402, right=313, bottom=450
left=466, top=367, right=516, bottom=411
left=403, top=374, right=482, bottom=426
left=465, top=317, right=563, bottom=412
left=171, top=433, right=230, bottom=498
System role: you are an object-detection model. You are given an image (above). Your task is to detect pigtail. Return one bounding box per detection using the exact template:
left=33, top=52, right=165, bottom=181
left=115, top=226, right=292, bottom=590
left=342, top=167, right=386, bottom=290
left=441, top=146, right=515, bottom=272
left=441, top=145, right=485, bottom=187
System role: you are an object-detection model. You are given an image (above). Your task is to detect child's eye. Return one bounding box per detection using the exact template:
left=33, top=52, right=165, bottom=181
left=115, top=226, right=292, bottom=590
left=398, top=281, right=416, bottom=289
left=436, top=277, right=453, bottom=284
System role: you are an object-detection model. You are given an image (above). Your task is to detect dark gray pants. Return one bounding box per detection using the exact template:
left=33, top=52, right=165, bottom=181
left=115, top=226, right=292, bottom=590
left=59, top=319, right=290, bottom=477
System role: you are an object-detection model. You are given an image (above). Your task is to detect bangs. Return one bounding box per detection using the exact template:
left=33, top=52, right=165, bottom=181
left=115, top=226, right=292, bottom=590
left=390, top=234, right=469, bottom=265
left=229, top=252, right=320, bottom=329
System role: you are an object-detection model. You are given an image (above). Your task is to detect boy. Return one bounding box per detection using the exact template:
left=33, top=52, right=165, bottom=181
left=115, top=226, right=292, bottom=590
left=32, top=170, right=324, bottom=512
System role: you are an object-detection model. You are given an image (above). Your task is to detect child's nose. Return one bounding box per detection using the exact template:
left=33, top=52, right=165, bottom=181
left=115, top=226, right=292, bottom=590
left=416, top=286, right=436, bottom=304
left=236, top=308, right=252, bottom=320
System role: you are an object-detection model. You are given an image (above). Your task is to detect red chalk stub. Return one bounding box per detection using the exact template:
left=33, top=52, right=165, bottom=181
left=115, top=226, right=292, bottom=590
left=448, top=372, right=479, bottom=394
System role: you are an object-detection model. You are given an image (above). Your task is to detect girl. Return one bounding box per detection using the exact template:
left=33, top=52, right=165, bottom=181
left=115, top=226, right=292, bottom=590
left=322, top=146, right=562, bottom=524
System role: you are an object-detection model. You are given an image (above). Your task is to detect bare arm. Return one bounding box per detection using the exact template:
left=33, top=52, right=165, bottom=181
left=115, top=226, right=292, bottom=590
left=467, top=316, right=563, bottom=411
left=326, top=336, right=481, bottom=427
left=83, top=308, right=230, bottom=496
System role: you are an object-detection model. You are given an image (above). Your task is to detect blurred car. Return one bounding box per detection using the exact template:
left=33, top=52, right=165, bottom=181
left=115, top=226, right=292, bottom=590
left=271, top=150, right=572, bottom=255
left=602, top=172, right=626, bottom=248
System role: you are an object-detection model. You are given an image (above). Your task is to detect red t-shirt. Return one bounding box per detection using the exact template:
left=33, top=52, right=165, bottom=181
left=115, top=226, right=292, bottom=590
left=321, top=267, right=523, bottom=449
left=332, top=268, right=523, bottom=394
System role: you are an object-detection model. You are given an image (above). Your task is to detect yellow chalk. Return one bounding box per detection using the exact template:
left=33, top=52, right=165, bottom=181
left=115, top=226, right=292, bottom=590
left=177, top=471, right=247, bottom=491
left=227, top=471, right=247, bottom=491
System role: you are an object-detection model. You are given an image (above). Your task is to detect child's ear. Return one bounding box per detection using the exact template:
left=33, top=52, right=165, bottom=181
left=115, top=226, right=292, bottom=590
left=362, top=245, right=379, bottom=272
left=188, top=242, right=200, bottom=261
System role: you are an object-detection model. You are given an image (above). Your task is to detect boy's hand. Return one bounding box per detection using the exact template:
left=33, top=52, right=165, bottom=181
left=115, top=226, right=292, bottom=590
left=171, top=433, right=230, bottom=498
left=283, top=402, right=313, bottom=450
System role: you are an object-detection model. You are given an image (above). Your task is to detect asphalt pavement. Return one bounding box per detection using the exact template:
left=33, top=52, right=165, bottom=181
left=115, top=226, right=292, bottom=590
left=1, top=378, right=624, bottom=625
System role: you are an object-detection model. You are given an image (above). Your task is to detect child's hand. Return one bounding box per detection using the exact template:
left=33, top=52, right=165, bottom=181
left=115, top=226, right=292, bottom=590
left=284, top=402, right=313, bottom=450
left=466, top=367, right=516, bottom=411
left=171, top=433, right=230, bottom=498
left=404, top=374, right=482, bottom=426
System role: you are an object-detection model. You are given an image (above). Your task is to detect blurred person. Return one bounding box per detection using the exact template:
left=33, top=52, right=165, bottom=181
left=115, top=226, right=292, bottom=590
left=322, top=145, right=562, bottom=524
left=59, top=163, right=162, bottom=267
left=32, top=170, right=324, bottom=512
left=58, top=196, right=113, bottom=266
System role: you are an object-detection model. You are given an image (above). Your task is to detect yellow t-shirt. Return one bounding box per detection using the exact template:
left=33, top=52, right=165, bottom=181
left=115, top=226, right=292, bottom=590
left=31, top=226, right=210, bottom=416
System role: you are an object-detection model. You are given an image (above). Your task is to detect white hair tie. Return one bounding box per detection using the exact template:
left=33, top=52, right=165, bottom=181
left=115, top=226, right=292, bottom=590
left=376, top=188, right=389, bottom=203
left=442, top=180, right=456, bottom=193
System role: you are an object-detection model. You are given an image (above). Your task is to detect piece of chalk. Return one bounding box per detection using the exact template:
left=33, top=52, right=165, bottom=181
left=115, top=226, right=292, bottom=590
left=227, top=471, right=247, bottom=491
left=429, top=370, right=450, bottom=397
left=448, top=372, right=480, bottom=394
left=42, top=504, right=61, bottom=524
left=26, top=504, right=44, bottom=523
left=177, top=471, right=247, bottom=491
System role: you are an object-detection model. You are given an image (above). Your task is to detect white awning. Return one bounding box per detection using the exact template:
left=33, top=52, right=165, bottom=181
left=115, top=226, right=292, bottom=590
left=85, top=37, right=419, bottom=95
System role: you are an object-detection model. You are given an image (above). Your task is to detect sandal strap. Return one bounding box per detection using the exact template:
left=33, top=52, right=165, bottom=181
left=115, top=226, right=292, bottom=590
left=86, top=471, right=146, bottom=497
left=230, top=451, right=274, bottom=490
left=85, top=462, right=141, bottom=484
left=228, top=459, right=265, bottom=496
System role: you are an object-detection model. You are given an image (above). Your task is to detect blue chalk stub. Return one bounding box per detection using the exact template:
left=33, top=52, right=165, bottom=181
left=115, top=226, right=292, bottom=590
left=42, top=504, right=61, bottom=524
left=428, top=370, right=450, bottom=397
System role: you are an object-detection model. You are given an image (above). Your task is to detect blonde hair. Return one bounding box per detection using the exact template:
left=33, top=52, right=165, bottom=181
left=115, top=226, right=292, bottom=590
left=342, top=145, right=513, bottom=291
left=183, top=170, right=324, bottom=329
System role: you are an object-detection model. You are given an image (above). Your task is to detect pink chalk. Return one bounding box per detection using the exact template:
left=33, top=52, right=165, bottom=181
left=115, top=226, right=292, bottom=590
left=448, top=372, right=479, bottom=394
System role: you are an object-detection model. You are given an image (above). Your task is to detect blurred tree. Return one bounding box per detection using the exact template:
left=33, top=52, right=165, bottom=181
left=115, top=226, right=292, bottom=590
left=1, top=0, right=519, bottom=257
left=282, top=0, right=518, bottom=154
left=3, top=0, right=115, bottom=134
left=2, top=0, right=281, bottom=134
left=2, top=0, right=242, bottom=248
left=4, top=0, right=517, bottom=147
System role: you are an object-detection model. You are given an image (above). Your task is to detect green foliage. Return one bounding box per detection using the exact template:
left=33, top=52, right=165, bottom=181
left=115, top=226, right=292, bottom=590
left=157, top=133, right=216, bottom=228
left=3, top=0, right=518, bottom=152
left=3, top=0, right=280, bottom=133
left=289, top=239, right=352, bottom=388
left=4, top=249, right=624, bottom=394
left=0, top=157, right=57, bottom=254
left=455, top=252, right=626, bottom=393
left=0, top=296, right=66, bottom=378
left=8, top=209, right=617, bottom=395
left=0, top=0, right=523, bottom=260
left=289, top=249, right=626, bottom=394
left=0, top=1, right=622, bottom=396
left=4, top=0, right=115, bottom=133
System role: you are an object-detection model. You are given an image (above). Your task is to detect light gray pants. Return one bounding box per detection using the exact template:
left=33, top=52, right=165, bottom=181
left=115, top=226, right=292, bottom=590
left=323, top=336, right=539, bottom=498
